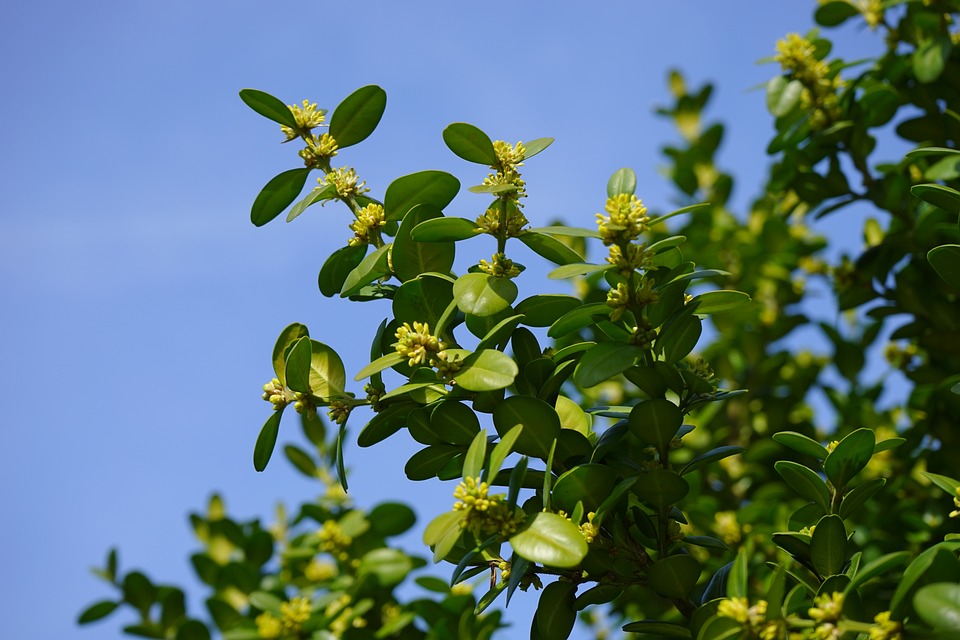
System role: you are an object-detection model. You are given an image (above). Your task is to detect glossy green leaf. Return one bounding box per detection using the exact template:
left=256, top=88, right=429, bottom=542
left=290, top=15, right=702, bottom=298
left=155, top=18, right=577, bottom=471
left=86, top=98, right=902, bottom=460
left=392, top=275, right=454, bottom=331
left=384, top=170, right=460, bottom=222
left=555, top=395, right=590, bottom=436
left=621, top=621, right=691, bottom=637
left=929, top=245, right=960, bottom=289
left=684, top=536, right=731, bottom=552
left=846, top=551, right=910, bottom=593
left=658, top=312, right=702, bottom=364
left=442, top=122, right=497, bottom=165
left=629, top=399, right=682, bottom=452
left=453, top=349, right=518, bottom=392
left=814, top=2, right=859, bottom=27
left=510, top=512, right=588, bottom=568
left=767, top=76, right=803, bottom=117
left=547, top=302, right=611, bottom=338
left=340, top=243, right=391, bottom=297
left=775, top=461, right=831, bottom=512
left=335, top=423, right=348, bottom=491
left=924, top=472, right=960, bottom=496
left=823, top=428, right=875, bottom=489
left=647, top=202, right=711, bottom=227
left=522, top=137, right=554, bottom=161
left=773, top=431, right=829, bottom=460
left=535, top=581, right=576, bottom=640
left=914, top=583, right=960, bottom=630
left=728, top=549, right=748, bottom=598
left=572, top=342, right=642, bottom=388
left=907, top=146, right=960, bottom=159
left=476, top=314, right=525, bottom=352
left=529, top=225, right=600, bottom=238
left=318, top=245, right=367, bottom=297
left=680, top=446, right=745, bottom=476
left=648, top=555, right=701, bottom=600
left=429, top=401, right=481, bottom=445
left=912, top=184, right=960, bottom=215
left=575, top=584, right=623, bottom=610
left=329, top=85, right=387, bottom=148
left=913, top=37, right=952, bottom=84
left=250, top=168, right=310, bottom=227
left=607, top=168, right=637, bottom=197
left=78, top=600, right=119, bottom=624
left=517, top=232, right=583, bottom=265
left=810, top=515, right=847, bottom=578
left=453, top=272, right=518, bottom=317
left=423, top=510, right=466, bottom=560
left=689, top=290, right=751, bottom=314
left=552, top=464, right=618, bottom=513
left=839, top=477, right=885, bottom=519
left=633, top=469, right=689, bottom=509
left=253, top=410, right=283, bottom=471
left=284, top=336, right=312, bottom=393
left=357, top=402, right=413, bottom=448
left=307, top=340, right=346, bottom=398
left=404, top=445, right=460, bottom=481
left=547, top=262, right=612, bottom=279
left=891, top=543, right=960, bottom=617
left=283, top=444, right=317, bottom=478
left=287, top=183, right=337, bottom=222
left=272, top=323, right=309, bottom=385
left=392, top=204, right=455, bottom=282
left=411, top=217, right=481, bottom=242
left=354, top=352, right=405, bottom=381
left=175, top=621, right=210, bottom=640
left=488, top=425, right=523, bottom=480
left=463, top=429, right=487, bottom=479
left=238, top=89, right=298, bottom=129
left=493, top=395, right=561, bottom=459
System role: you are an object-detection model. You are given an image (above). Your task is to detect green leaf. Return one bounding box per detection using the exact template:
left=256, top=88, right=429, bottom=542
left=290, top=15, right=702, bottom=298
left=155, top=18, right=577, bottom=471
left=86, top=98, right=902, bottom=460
left=923, top=472, right=960, bottom=496
left=424, top=510, right=467, bottom=562
left=810, top=515, right=847, bottom=578
left=238, top=89, right=298, bottom=129
left=648, top=555, right=701, bottom=600
left=684, top=536, right=731, bottom=552
left=329, top=85, right=387, bottom=148
left=621, top=621, right=690, bottom=637
left=488, top=425, right=523, bottom=480
left=839, top=477, right=885, bottom=519
left=767, top=76, right=803, bottom=117
left=607, top=168, right=637, bottom=197
left=775, top=461, right=831, bottom=513
left=689, top=290, right=751, bottom=314
left=318, top=245, right=367, bottom=297
left=250, top=168, right=310, bottom=227
left=814, top=1, right=859, bottom=27
left=633, top=469, right=689, bottom=510
left=658, top=312, right=702, bottom=364
left=428, top=401, right=482, bottom=445
left=357, top=402, right=413, bottom=448
left=929, top=245, right=960, bottom=289
left=453, top=273, right=518, bottom=317
left=122, top=571, right=157, bottom=614
left=572, top=342, right=642, bottom=388
left=528, top=225, right=600, bottom=239
left=78, top=600, right=119, bottom=624
left=463, top=429, right=487, bottom=479
left=175, top=621, right=211, bottom=640
left=340, top=243, right=391, bottom=297
left=404, top=445, right=460, bottom=481
left=907, top=146, right=960, bottom=159
left=552, top=464, right=618, bottom=513
left=336, top=423, right=348, bottom=491
left=680, top=446, right=745, bottom=476
left=914, top=583, right=960, bottom=630
left=575, top=584, right=623, bottom=610
left=411, top=217, right=481, bottom=242
left=272, top=323, right=309, bottom=385
left=535, top=581, right=577, bottom=639
left=912, top=184, right=960, bottom=215
left=284, top=336, right=312, bottom=393
left=517, top=232, right=583, bottom=265
left=384, top=170, right=460, bottom=222
left=476, top=314, right=524, bottom=352
left=913, top=37, right=952, bottom=84
left=443, top=122, right=497, bottom=164
left=254, top=410, right=282, bottom=472
left=773, top=431, right=829, bottom=460
left=287, top=183, right=337, bottom=222
left=493, top=395, right=561, bottom=459
left=283, top=445, right=318, bottom=478
left=728, top=549, right=748, bottom=598
left=629, top=399, right=682, bottom=452
left=522, top=137, right=554, bottom=161
left=392, top=204, right=455, bottom=282
left=358, top=548, right=413, bottom=588
left=393, top=275, right=454, bottom=330
left=453, top=349, right=518, bottom=392
left=547, top=302, right=611, bottom=338
left=891, top=543, right=960, bottom=617
left=647, top=203, right=710, bottom=227
left=846, top=551, right=911, bottom=593
left=307, top=340, right=346, bottom=398
left=823, top=428, right=875, bottom=490
left=354, top=352, right=405, bottom=381
left=547, top=262, right=612, bottom=279
left=510, top=512, right=588, bottom=568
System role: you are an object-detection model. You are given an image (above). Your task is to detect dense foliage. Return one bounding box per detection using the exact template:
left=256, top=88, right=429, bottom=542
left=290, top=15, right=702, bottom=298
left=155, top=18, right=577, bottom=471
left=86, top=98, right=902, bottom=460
left=80, top=2, right=960, bottom=639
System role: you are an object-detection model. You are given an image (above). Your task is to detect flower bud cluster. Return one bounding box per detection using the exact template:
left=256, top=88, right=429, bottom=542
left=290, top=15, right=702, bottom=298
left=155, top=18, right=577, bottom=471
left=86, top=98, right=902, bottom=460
left=262, top=377, right=294, bottom=410
left=327, top=400, right=351, bottom=426
left=774, top=33, right=842, bottom=128
left=579, top=512, right=600, bottom=543
left=596, top=194, right=649, bottom=245
left=607, top=242, right=654, bottom=274
left=318, top=520, right=352, bottom=560
left=348, top=203, right=386, bottom=246
left=281, top=100, right=327, bottom=142
left=484, top=140, right=528, bottom=202
left=300, top=133, right=339, bottom=167
left=453, top=477, right=520, bottom=536
left=255, top=595, right=313, bottom=639
left=321, top=166, right=368, bottom=199
left=717, top=598, right=781, bottom=640
left=394, top=322, right=443, bottom=367
left=479, top=252, right=521, bottom=278
left=475, top=205, right=529, bottom=237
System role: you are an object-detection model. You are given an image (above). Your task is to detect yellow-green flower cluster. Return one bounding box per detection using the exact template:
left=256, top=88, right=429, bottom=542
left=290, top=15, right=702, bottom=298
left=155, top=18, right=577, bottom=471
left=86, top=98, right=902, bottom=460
left=317, top=520, right=352, bottom=559
left=475, top=205, right=529, bottom=237
left=605, top=277, right=659, bottom=322
left=394, top=322, right=443, bottom=367
left=579, top=512, right=600, bottom=543
left=493, top=140, right=525, bottom=168
left=304, top=558, right=337, bottom=582
left=299, top=133, right=339, bottom=167
left=321, top=167, right=368, bottom=199
left=348, top=203, right=386, bottom=246
left=453, top=476, right=518, bottom=536
left=950, top=488, right=960, bottom=518
left=596, top=194, right=649, bottom=245
left=869, top=611, right=902, bottom=640
left=774, top=33, right=842, bottom=128
left=479, top=252, right=521, bottom=278
left=484, top=139, right=527, bottom=202
left=717, top=598, right=782, bottom=640
left=606, top=242, right=653, bottom=274
left=859, top=0, right=884, bottom=29
left=808, top=592, right=844, bottom=640
left=327, top=400, right=351, bottom=426
left=255, top=595, right=313, bottom=639
left=262, top=378, right=293, bottom=410
left=281, top=100, right=327, bottom=142
left=324, top=594, right=366, bottom=636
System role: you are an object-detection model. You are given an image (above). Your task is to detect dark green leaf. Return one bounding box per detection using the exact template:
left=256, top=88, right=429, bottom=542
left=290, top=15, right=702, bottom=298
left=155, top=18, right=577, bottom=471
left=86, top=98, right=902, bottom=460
left=689, top=290, right=751, bottom=314
left=357, top=402, right=413, bottom=448
left=78, top=600, right=119, bottom=624
left=629, top=399, right=682, bottom=452
left=912, top=184, right=960, bottom=215
left=621, top=621, right=691, bottom=637
left=811, top=515, right=847, bottom=578
left=573, top=342, right=642, bottom=388
left=839, top=478, right=885, bottom=519
left=929, top=245, right=960, bottom=289
left=392, top=204, right=455, bottom=282
left=287, top=183, right=337, bottom=222
left=318, top=245, right=367, bottom=297
left=914, top=583, right=960, bottom=630
left=251, top=168, right=310, bottom=227
left=175, top=621, right=211, bottom=640
left=846, top=551, right=911, bottom=593
left=913, top=37, right=952, bottom=84
left=648, top=555, right=701, bottom=600
left=429, top=401, right=481, bottom=445
left=517, top=232, right=583, bottom=265
left=773, top=431, right=829, bottom=460
left=453, top=272, right=518, bottom=317
left=547, top=262, right=612, bottom=279
left=680, top=446, right=745, bottom=475
left=442, top=123, right=497, bottom=165
left=658, top=312, right=702, bottom=364
left=552, top=464, right=618, bottom=513
left=254, top=411, right=283, bottom=472
left=493, top=395, right=561, bottom=458
left=547, top=302, right=611, bottom=338
left=283, top=445, right=317, bottom=478
left=775, top=461, right=831, bottom=512
left=891, top=543, right=960, bottom=617
left=823, top=428, right=875, bottom=490
left=522, top=137, right=554, bottom=161
left=405, top=445, right=460, bottom=481
left=340, top=243, right=391, bottom=297
left=632, top=469, right=689, bottom=509
left=411, top=217, right=481, bottom=241
left=814, top=1, right=860, bottom=27
left=329, top=85, right=387, bottom=148
left=535, top=581, right=576, bottom=639
left=384, top=170, right=460, bottom=222
left=272, top=323, right=309, bottom=385
left=238, top=89, right=298, bottom=129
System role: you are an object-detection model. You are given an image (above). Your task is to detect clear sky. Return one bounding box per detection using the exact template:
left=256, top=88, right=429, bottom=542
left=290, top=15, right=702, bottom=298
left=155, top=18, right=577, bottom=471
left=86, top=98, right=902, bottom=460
left=0, top=2, right=883, bottom=639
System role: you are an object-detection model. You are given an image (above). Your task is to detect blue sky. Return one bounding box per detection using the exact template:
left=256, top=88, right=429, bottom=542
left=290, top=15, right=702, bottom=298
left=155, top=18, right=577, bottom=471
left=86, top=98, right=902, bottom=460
left=0, top=2, right=884, bottom=638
